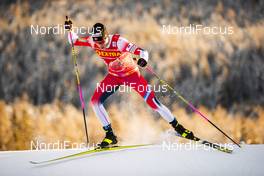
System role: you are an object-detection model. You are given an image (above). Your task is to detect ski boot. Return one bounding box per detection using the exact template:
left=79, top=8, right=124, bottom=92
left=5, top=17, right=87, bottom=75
left=170, top=119, right=196, bottom=140
left=98, top=124, right=118, bottom=148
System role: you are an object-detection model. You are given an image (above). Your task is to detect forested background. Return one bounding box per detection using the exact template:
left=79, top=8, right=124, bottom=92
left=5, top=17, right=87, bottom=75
left=0, top=0, right=263, bottom=150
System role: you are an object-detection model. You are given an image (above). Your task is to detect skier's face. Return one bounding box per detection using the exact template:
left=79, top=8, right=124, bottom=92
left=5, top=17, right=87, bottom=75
left=92, top=28, right=108, bottom=49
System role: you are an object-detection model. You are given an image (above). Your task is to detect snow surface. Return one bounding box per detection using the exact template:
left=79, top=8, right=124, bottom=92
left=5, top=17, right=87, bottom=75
left=0, top=144, right=263, bottom=176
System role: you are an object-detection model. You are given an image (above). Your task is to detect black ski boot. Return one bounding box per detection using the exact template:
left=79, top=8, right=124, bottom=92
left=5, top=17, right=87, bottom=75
left=170, top=119, right=195, bottom=140
left=98, top=124, right=118, bottom=148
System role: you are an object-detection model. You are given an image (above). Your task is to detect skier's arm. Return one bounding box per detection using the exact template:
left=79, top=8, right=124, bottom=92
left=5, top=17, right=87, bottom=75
left=64, top=17, right=92, bottom=47
left=117, top=37, right=149, bottom=67
left=67, top=32, right=92, bottom=47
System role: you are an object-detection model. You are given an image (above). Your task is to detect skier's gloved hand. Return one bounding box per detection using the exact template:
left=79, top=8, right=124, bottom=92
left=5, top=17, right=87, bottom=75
left=137, top=49, right=148, bottom=67
left=64, top=17, right=72, bottom=31
left=137, top=58, right=148, bottom=67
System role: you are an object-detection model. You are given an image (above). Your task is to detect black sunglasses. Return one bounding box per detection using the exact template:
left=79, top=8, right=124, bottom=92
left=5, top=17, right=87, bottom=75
left=92, top=36, right=104, bottom=42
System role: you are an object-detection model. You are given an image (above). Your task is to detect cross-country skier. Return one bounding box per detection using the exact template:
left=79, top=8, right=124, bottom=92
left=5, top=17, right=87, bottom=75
left=65, top=19, right=195, bottom=147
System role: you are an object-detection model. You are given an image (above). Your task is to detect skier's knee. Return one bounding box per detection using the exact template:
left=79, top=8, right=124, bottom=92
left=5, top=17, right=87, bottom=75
left=146, top=96, right=161, bottom=110
left=91, top=93, right=100, bottom=105
left=91, top=98, right=99, bottom=107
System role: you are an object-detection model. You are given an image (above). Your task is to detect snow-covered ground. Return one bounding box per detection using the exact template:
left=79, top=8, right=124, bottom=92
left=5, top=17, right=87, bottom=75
left=0, top=144, right=263, bottom=176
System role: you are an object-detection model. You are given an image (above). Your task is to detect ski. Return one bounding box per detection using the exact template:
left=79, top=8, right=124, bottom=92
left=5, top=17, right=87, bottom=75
left=29, top=144, right=152, bottom=164
left=174, top=132, right=233, bottom=153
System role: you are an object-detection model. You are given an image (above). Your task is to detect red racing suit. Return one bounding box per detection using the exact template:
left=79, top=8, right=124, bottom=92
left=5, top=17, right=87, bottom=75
left=68, top=32, right=175, bottom=127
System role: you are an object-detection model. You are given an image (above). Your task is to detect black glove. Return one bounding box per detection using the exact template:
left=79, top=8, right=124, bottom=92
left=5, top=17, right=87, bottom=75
left=64, top=16, right=72, bottom=31
left=137, top=58, right=147, bottom=67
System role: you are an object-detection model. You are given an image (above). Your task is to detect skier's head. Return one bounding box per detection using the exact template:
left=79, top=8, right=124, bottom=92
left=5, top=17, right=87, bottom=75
left=92, top=23, right=108, bottom=48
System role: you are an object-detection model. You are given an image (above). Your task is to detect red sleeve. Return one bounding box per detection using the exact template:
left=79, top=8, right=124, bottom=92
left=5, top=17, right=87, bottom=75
left=117, top=36, right=149, bottom=61
left=117, top=36, right=142, bottom=55
left=74, top=36, right=92, bottom=47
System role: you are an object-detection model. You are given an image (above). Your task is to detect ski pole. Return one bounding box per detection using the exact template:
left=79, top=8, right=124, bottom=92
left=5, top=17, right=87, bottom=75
left=145, top=65, right=241, bottom=148
left=66, top=16, right=89, bottom=146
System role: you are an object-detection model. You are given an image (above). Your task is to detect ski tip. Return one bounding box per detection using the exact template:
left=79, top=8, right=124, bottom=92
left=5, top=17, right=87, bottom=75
left=29, top=161, right=39, bottom=164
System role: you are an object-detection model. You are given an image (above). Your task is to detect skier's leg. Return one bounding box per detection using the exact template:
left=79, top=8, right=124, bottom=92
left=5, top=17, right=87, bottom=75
left=91, top=74, right=120, bottom=147
left=124, top=72, right=174, bottom=122
left=125, top=72, right=194, bottom=139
